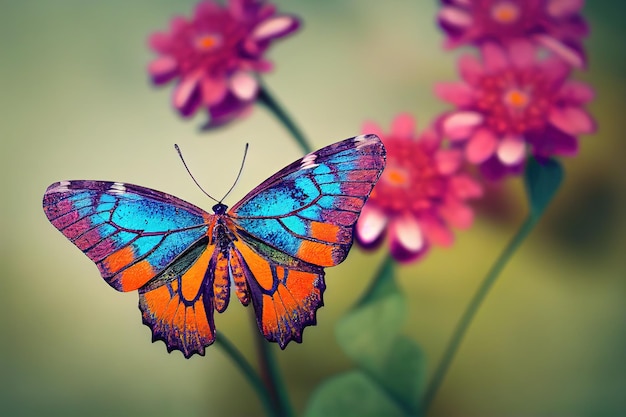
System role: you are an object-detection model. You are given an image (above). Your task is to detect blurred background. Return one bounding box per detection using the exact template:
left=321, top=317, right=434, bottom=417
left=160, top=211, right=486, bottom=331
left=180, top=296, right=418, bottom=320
left=1, top=1, right=624, bottom=416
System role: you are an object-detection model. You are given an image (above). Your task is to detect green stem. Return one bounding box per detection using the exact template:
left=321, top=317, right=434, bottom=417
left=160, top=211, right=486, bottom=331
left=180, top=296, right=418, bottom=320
left=357, top=254, right=396, bottom=307
left=254, top=329, right=295, bottom=417
left=422, top=215, right=538, bottom=414
left=215, top=331, right=279, bottom=417
left=257, top=82, right=313, bottom=154
left=253, top=80, right=312, bottom=417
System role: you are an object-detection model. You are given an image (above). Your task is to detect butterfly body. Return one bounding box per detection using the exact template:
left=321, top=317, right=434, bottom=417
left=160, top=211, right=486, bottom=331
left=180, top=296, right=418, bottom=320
left=43, top=134, right=385, bottom=358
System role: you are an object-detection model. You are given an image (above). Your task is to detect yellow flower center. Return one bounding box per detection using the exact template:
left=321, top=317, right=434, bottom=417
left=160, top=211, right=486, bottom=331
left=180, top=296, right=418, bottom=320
left=504, top=88, right=530, bottom=109
left=195, top=34, right=221, bottom=51
left=383, top=166, right=409, bottom=187
left=491, top=1, right=520, bottom=24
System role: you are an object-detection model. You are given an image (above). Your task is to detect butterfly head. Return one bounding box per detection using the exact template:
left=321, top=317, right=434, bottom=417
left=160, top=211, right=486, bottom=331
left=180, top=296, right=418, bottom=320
left=212, top=203, right=228, bottom=214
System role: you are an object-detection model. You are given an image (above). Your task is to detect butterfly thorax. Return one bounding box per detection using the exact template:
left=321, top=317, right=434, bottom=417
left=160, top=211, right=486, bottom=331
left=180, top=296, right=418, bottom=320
left=209, top=203, right=236, bottom=251
left=210, top=216, right=238, bottom=251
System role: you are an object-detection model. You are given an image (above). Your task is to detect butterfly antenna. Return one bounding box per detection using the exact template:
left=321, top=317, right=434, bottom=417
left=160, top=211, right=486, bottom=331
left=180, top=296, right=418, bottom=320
left=219, top=143, right=249, bottom=203
left=174, top=144, right=219, bottom=203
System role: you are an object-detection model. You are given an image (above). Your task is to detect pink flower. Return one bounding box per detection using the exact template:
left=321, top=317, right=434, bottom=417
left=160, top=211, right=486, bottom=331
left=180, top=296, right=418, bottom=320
left=356, top=114, right=483, bottom=263
left=437, top=41, right=595, bottom=180
left=438, top=0, right=589, bottom=68
left=147, top=0, right=299, bottom=127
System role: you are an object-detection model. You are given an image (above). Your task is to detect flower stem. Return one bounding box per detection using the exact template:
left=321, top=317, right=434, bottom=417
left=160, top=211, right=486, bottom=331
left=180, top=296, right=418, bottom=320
left=254, top=329, right=295, bottom=417
left=215, top=331, right=279, bottom=417
left=357, top=253, right=396, bottom=307
left=257, top=82, right=313, bottom=154
left=253, top=79, right=313, bottom=417
left=422, top=215, right=537, bottom=414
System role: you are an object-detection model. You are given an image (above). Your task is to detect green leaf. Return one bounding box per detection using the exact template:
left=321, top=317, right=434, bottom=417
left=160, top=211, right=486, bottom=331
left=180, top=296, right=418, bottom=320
left=333, top=256, right=424, bottom=415
left=524, top=156, right=564, bottom=220
left=304, top=371, right=408, bottom=417
left=335, top=268, right=405, bottom=372
left=375, top=335, right=425, bottom=413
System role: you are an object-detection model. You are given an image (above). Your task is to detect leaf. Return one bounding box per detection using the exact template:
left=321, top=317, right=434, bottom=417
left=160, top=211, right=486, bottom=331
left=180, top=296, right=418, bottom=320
left=304, top=371, right=408, bottom=417
left=335, top=257, right=405, bottom=372
left=333, top=256, right=424, bottom=415
left=375, top=335, right=425, bottom=413
left=524, top=156, right=564, bottom=220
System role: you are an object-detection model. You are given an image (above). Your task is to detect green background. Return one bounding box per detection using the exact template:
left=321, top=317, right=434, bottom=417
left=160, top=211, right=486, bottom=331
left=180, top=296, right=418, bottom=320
left=1, top=1, right=624, bottom=416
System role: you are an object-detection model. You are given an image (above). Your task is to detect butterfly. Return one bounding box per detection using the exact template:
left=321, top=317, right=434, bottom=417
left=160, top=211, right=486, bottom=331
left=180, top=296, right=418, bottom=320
left=42, top=134, right=386, bottom=358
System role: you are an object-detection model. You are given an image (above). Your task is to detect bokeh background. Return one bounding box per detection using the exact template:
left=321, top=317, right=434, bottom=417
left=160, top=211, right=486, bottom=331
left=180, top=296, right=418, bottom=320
left=1, top=1, right=625, bottom=416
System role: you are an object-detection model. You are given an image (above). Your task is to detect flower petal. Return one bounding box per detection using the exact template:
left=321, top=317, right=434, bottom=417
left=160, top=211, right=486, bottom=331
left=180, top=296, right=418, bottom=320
left=438, top=6, right=473, bottom=28
left=173, top=72, right=202, bottom=116
left=361, top=121, right=385, bottom=139
left=535, top=34, right=584, bottom=69
left=541, top=55, right=572, bottom=84
left=229, top=71, right=259, bottom=101
left=388, top=215, right=426, bottom=263
left=497, top=135, right=526, bottom=165
left=170, top=16, right=188, bottom=33
left=195, top=1, right=222, bottom=18
left=458, top=54, right=483, bottom=84
left=417, top=126, right=441, bottom=150
left=450, top=174, right=484, bottom=199
left=355, top=205, right=388, bottom=247
left=547, top=0, right=584, bottom=18
left=435, top=82, right=474, bottom=106
left=529, top=125, right=579, bottom=157
left=466, top=127, right=498, bottom=163
left=508, top=39, right=536, bottom=69
left=148, top=32, right=171, bottom=53
left=252, top=15, right=299, bottom=41
left=201, top=76, right=228, bottom=105
left=479, top=155, right=519, bottom=181
left=442, top=111, right=484, bottom=141
left=205, top=93, right=253, bottom=128
left=420, top=214, right=454, bottom=247
left=561, top=81, right=595, bottom=104
left=440, top=199, right=474, bottom=229
left=391, top=113, right=415, bottom=140
left=435, top=149, right=462, bottom=175
left=549, top=106, right=596, bottom=135
left=481, top=43, right=508, bottom=72
left=148, top=56, right=178, bottom=85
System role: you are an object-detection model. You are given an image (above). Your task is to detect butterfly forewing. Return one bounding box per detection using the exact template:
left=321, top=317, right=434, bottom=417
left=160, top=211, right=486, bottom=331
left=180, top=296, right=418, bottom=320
left=43, top=180, right=212, bottom=291
left=229, top=134, right=386, bottom=267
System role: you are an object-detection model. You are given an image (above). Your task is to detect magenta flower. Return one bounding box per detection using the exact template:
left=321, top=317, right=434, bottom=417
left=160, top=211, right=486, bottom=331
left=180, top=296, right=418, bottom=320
left=437, top=41, right=595, bottom=180
left=147, top=0, right=299, bottom=127
left=356, top=114, right=483, bottom=263
left=438, top=0, right=588, bottom=68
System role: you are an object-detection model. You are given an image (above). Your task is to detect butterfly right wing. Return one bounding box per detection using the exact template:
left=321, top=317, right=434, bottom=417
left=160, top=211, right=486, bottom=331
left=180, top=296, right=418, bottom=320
left=224, top=135, right=385, bottom=348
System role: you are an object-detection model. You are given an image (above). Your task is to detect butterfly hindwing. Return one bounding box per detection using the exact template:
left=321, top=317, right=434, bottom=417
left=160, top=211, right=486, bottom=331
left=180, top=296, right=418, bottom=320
left=231, top=238, right=325, bottom=348
left=138, top=242, right=216, bottom=358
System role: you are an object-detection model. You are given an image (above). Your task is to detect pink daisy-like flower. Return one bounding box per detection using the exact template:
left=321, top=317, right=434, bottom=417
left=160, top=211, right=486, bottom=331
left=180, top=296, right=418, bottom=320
left=438, top=0, right=588, bottom=67
left=356, top=114, right=483, bottom=263
left=437, top=41, right=595, bottom=180
left=148, top=0, right=299, bottom=127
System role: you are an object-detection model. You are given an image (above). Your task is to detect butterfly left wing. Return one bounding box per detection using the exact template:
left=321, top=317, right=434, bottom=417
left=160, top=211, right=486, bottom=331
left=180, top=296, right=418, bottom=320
left=227, top=134, right=386, bottom=347
left=43, top=180, right=219, bottom=357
